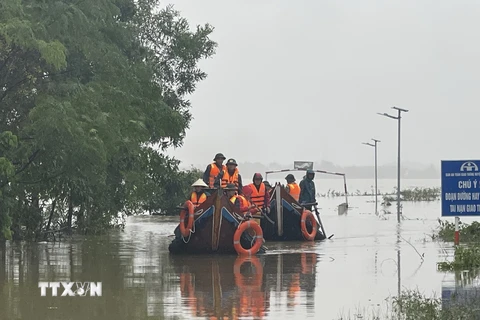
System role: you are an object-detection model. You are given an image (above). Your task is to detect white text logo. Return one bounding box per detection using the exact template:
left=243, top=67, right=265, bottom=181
left=38, top=282, right=102, bottom=297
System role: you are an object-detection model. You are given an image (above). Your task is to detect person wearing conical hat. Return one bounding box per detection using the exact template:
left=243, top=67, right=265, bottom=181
left=190, top=179, right=209, bottom=208
left=202, top=153, right=226, bottom=188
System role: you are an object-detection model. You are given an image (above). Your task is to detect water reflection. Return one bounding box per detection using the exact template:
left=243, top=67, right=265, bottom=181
left=0, top=234, right=318, bottom=320
left=1, top=197, right=460, bottom=319
left=170, top=252, right=318, bottom=319
left=442, top=269, right=480, bottom=310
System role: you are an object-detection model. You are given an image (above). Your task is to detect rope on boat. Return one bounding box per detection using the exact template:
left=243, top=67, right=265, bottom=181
left=181, top=218, right=196, bottom=243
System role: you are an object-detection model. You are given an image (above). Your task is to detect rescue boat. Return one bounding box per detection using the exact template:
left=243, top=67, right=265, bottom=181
left=168, top=188, right=267, bottom=255
left=261, top=184, right=327, bottom=241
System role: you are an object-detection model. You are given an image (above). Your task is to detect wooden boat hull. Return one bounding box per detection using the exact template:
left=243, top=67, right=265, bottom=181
left=169, top=190, right=267, bottom=255
left=261, top=186, right=326, bottom=241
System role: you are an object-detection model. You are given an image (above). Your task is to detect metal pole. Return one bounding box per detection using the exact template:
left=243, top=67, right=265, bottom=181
left=343, top=175, right=348, bottom=207
left=362, top=141, right=378, bottom=214
left=377, top=107, right=408, bottom=223
left=374, top=140, right=378, bottom=215
left=454, top=216, right=460, bottom=245
left=396, top=109, right=401, bottom=223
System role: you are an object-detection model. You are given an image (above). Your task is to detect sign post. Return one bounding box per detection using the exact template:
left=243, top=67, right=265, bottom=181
left=441, top=160, right=480, bottom=245
left=293, top=161, right=314, bottom=170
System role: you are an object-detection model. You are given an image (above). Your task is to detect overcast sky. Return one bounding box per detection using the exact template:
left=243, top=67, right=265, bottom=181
left=164, top=0, right=480, bottom=168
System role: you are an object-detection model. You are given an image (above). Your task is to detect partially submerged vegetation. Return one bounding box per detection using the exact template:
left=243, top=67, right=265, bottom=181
left=434, top=220, right=480, bottom=243
left=318, top=187, right=440, bottom=202
left=0, top=0, right=216, bottom=240
left=383, top=187, right=440, bottom=203
left=337, top=289, right=480, bottom=320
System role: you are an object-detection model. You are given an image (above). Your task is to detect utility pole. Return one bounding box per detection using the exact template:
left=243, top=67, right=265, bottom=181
left=377, top=107, right=409, bottom=223
left=362, top=139, right=380, bottom=215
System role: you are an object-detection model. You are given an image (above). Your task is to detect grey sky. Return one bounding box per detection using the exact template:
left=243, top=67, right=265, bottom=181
left=164, top=0, right=480, bottom=168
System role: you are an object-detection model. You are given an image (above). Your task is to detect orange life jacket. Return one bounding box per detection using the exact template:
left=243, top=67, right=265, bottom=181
left=221, top=168, right=239, bottom=188
left=230, top=194, right=250, bottom=211
left=249, top=183, right=266, bottom=209
left=287, top=183, right=300, bottom=201
left=190, top=191, right=207, bottom=208
left=208, top=163, right=226, bottom=188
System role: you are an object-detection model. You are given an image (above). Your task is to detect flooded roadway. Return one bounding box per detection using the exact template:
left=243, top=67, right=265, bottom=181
left=0, top=192, right=477, bottom=320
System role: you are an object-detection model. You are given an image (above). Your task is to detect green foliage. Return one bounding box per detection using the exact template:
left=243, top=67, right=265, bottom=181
left=433, top=220, right=480, bottom=243
left=438, top=246, right=480, bottom=271
left=337, top=289, right=480, bottom=320
left=383, top=187, right=440, bottom=204
left=319, top=187, right=440, bottom=202
left=0, top=0, right=216, bottom=240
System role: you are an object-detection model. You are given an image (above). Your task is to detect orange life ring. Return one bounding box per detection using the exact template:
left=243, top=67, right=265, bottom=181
left=301, top=209, right=317, bottom=241
left=233, top=220, right=263, bottom=255
left=179, top=200, right=195, bottom=237
left=234, top=255, right=263, bottom=289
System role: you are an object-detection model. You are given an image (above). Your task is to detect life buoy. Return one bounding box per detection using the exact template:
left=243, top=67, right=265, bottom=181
left=233, top=220, right=263, bottom=255
left=179, top=200, right=195, bottom=237
left=234, top=255, right=263, bottom=289
left=300, top=209, right=317, bottom=241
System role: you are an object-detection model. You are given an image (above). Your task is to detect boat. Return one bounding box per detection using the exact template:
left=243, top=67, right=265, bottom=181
left=260, top=162, right=350, bottom=240
left=169, top=250, right=318, bottom=319
left=168, top=188, right=267, bottom=255
left=260, top=183, right=327, bottom=241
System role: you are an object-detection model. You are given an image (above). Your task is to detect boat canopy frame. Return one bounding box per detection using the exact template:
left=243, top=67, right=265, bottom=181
left=265, top=168, right=349, bottom=208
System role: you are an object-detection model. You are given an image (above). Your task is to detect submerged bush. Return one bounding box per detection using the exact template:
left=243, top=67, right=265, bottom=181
left=336, top=289, right=480, bottom=320
left=433, top=220, right=480, bottom=243
left=382, top=187, right=440, bottom=204
left=319, top=187, right=441, bottom=202
left=438, top=246, right=480, bottom=271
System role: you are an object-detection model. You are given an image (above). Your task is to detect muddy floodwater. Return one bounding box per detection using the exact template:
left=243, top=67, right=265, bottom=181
left=0, top=179, right=478, bottom=319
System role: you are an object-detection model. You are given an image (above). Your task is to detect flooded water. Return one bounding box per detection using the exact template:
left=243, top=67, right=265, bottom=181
left=0, top=179, right=478, bottom=320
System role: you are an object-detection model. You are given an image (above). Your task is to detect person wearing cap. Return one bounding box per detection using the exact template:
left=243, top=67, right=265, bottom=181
left=299, top=169, right=316, bottom=210
left=285, top=174, right=300, bottom=202
left=227, top=184, right=254, bottom=214
left=248, top=173, right=271, bottom=214
left=203, top=153, right=226, bottom=188
left=190, top=179, right=209, bottom=208
left=215, top=158, right=243, bottom=192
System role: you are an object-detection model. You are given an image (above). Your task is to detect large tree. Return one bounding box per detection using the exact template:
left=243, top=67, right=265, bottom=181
left=0, top=0, right=216, bottom=240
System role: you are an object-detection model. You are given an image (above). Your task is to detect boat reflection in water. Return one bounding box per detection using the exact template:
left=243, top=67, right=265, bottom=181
left=170, top=251, right=319, bottom=319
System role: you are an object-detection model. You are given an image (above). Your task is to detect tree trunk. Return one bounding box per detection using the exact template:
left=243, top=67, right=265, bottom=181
left=67, top=193, right=73, bottom=235
left=44, top=200, right=56, bottom=241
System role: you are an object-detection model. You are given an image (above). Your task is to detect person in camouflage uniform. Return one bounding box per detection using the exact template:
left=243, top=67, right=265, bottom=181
left=299, top=169, right=316, bottom=210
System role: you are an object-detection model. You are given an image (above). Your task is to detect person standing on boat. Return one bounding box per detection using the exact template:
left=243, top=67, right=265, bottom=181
left=249, top=173, right=271, bottom=214
left=215, top=158, right=243, bottom=193
left=202, top=153, right=226, bottom=188
left=285, top=174, right=301, bottom=202
left=190, top=179, right=209, bottom=208
left=299, top=169, right=316, bottom=210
